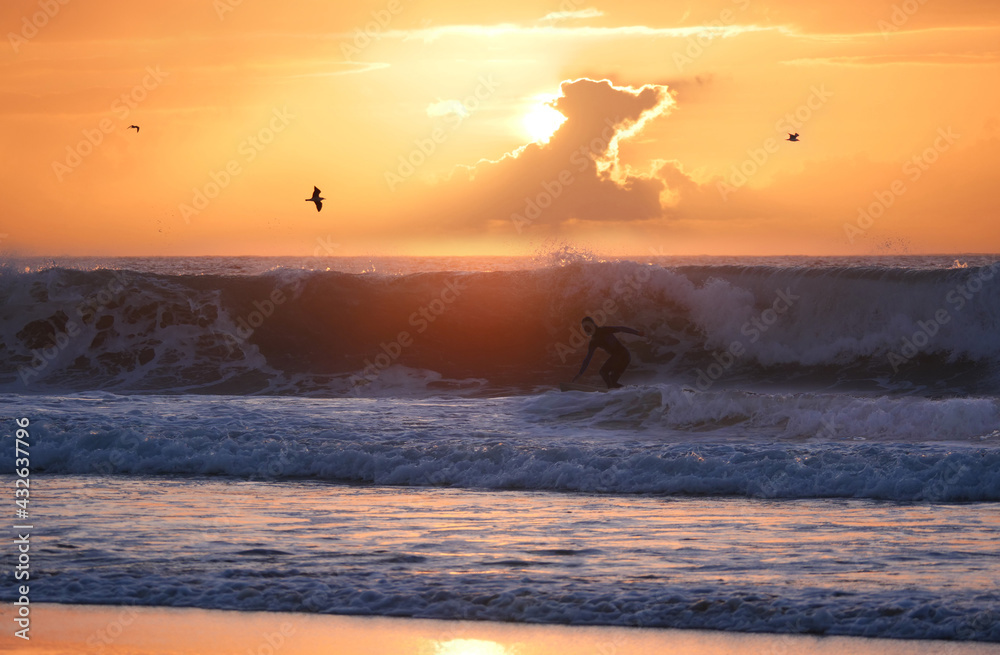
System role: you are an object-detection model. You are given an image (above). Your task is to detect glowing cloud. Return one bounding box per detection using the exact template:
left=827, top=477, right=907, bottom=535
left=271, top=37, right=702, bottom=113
left=540, top=8, right=604, bottom=22
left=428, top=78, right=676, bottom=233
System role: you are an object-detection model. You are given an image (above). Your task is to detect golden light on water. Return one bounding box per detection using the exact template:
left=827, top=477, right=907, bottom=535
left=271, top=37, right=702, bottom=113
left=434, top=638, right=515, bottom=655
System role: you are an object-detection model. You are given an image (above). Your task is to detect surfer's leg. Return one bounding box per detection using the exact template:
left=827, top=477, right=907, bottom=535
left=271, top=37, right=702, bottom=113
left=601, top=353, right=629, bottom=388
left=599, top=358, right=614, bottom=387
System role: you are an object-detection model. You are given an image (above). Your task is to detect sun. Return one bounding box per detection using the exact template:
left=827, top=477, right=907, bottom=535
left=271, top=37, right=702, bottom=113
left=522, top=100, right=567, bottom=144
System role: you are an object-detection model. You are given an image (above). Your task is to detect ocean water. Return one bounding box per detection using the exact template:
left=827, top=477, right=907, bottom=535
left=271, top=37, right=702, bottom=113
left=1, top=254, right=999, bottom=642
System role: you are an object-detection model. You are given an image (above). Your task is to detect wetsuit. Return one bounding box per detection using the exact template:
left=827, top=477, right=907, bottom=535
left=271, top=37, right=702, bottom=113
left=577, top=326, right=641, bottom=388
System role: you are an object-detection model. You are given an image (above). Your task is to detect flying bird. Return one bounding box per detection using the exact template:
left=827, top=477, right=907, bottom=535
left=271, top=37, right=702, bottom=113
left=128, top=125, right=140, bottom=133
left=305, top=186, right=324, bottom=212
left=786, top=133, right=799, bottom=142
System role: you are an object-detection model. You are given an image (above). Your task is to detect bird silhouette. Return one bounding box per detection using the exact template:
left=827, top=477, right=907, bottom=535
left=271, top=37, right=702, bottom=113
left=306, top=186, right=324, bottom=212
left=129, top=125, right=140, bottom=133
left=786, top=133, right=799, bottom=142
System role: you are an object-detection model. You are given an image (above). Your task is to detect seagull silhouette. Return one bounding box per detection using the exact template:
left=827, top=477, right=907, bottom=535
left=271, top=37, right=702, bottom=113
left=129, top=125, right=140, bottom=133
left=306, top=186, right=324, bottom=212
left=786, top=133, right=799, bottom=142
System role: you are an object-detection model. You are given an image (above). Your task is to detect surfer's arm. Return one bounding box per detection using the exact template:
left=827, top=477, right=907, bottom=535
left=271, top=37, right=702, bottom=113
left=609, top=326, right=644, bottom=337
left=574, top=342, right=598, bottom=379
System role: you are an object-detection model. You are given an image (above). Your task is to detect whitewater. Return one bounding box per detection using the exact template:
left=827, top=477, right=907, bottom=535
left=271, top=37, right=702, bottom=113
left=1, top=254, right=998, bottom=642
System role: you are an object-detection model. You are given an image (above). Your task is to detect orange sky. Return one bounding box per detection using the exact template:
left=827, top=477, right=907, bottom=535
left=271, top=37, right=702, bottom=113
left=1, top=0, right=998, bottom=257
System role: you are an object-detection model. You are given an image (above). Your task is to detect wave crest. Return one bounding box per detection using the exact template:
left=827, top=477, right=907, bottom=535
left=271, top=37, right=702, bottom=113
left=1, top=261, right=998, bottom=394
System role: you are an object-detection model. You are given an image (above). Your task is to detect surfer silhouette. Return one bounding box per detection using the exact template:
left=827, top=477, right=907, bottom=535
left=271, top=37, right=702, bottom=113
left=572, top=317, right=644, bottom=389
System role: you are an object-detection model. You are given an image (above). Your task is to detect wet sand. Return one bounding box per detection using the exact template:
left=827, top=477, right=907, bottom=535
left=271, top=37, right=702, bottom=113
left=5, top=603, right=999, bottom=655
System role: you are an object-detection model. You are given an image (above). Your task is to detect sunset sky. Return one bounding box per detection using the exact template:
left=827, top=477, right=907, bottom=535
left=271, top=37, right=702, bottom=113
left=1, top=0, right=998, bottom=257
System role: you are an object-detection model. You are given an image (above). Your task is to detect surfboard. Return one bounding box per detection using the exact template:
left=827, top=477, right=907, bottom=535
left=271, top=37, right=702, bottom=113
left=559, top=382, right=608, bottom=393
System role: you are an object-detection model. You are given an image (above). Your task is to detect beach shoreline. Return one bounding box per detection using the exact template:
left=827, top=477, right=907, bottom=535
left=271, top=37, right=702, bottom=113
left=5, top=603, right=1000, bottom=655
